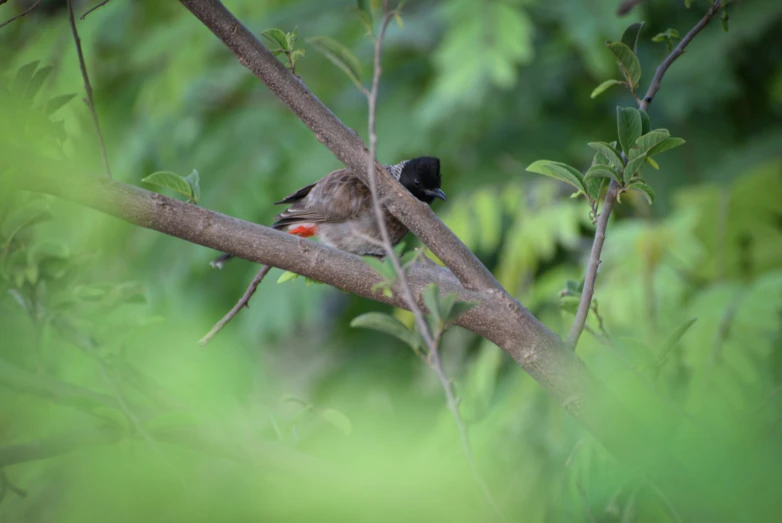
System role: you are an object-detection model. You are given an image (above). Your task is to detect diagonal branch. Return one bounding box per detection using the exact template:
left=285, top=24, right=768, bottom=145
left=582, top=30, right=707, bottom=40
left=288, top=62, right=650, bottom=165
left=199, top=264, right=272, bottom=345
left=177, top=0, right=500, bottom=293
left=67, top=0, right=112, bottom=179
left=566, top=0, right=724, bottom=351
left=0, top=0, right=42, bottom=29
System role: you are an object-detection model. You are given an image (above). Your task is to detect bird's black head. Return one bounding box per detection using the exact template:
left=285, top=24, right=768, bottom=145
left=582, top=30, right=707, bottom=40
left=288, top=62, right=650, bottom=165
left=398, top=156, right=446, bottom=204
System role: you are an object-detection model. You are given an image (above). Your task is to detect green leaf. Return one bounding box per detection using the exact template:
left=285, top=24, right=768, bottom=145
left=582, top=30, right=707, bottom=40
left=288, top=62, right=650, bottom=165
left=621, top=22, right=645, bottom=54
left=627, top=179, right=655, bottom=204
left=651, top=29, right=680, bottom=42
left=25, top=65, right=53, bottom=101
left=586, top=176, right=606, bottom=202
left=646, top=157, right=660, bottom=169
left=634, top=131, right=670, bottom=156
left=2, top=200, right=52, bottom=239
left=590, top=79, right=623, bottom=99
left=585, top=165, right=620, bottom=182
left=12, top=61, right=39, bottom=95
left=286, top=27, right=298, bottom=50
left=261, top=28, right=290, bottom=51
left=320, top=408, right=352, bottom=436
left=141, top=171, right=195, bottom=201
left=526, top=160, right=585, bottom=193
left=587, top=142, right=623, bottom=171
left=43, top=94, right=76, bottom=115
left=721, top=10, right=729, bottom=32
left=183, top=169, right=200, bottom=204
left=277, top=270, right=300, bottom=284
left=618, top=337, right=657, bottom=367
left=350, top=6, right=375, bottom=36
left=662, top=318, right=697, bottom=352
left=616, top=106, right=642, bottom=156
left=623, top=155, right=646, bottom=181
left=606, top=41, right=641, bottom=87
left=422, top=283, right=442, bottom=326
left=447, top=301, right=478, bottom=323
left=639, top=109, right=651, bottom=135
left=364, top=256, right=396, bottom=282
left=290, top=49, right=306, bottom=63
left=684, top=0, right=693, bottom=8
left=647, top=137, right=685, bottom=156
left=307, top=36, right=363, bottom=89
left=350, top=312, right=421, bottom=351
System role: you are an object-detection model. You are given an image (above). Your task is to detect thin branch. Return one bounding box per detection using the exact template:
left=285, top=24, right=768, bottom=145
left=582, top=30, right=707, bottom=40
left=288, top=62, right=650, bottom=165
left=199, top=264, right=272, bottom=346
left=567, top=1, right=723, bottom=351
left=639, top=0, right=724, bottom=111
left=364, top=4, right=503, bottom=518
left=0, top=0, right=42, bottom=29
left=81, top=0, right=112, bottom=20
left=67, top=0, right=112, bottom=179
left=567, top=181, right=617, bottom=350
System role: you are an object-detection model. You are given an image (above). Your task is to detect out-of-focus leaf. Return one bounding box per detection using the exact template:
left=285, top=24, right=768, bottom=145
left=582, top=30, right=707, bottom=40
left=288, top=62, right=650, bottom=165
left=320, top=408, right=353, bottom=436
left=25, top=65, right=53, bottom=101
left=350, top=312, right=421, bottom=351
left=277, top=270, right=300, bottom=284
left=617, top=106, right=642, bottom=156
left=43, top=94, right=76, bottom=115
left=606, top=41, right=641, bottom=87
left=141, top=171, right=195, bottom=202
left=590, top=79, right=623, bottom=99
left=621, top=22, right=645, bottom=54
left=12, top=61, right=39, bottom=95
left=2, top=199, right=52, bottom=239
left=651, top=28, right=680, bottom=42
left=526, top=160, right=585, bottom=193
left=183, top=169, right=200, bottom=204
left=447, top=301, right=478, bottom=323
left=659, top=318, right=697, bottom=363
left=423, top=283, right=442, bottom=326
left=308, top=36, right=363, bottom=89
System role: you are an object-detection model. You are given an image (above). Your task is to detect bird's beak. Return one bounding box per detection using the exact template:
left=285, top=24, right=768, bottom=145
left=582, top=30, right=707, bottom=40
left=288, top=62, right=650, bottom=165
left=427, top=188, right=447, bottom=201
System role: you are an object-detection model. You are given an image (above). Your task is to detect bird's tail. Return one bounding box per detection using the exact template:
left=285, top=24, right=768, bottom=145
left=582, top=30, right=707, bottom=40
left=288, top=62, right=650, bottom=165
left=210, top=252, right=234, bottom=270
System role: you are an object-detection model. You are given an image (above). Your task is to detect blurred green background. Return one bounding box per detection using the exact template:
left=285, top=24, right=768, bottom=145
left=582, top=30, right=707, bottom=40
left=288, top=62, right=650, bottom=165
left=1, top=0, right=782, bottom=521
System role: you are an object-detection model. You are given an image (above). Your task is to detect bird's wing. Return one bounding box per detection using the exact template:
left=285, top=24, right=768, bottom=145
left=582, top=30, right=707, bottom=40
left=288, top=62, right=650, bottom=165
left=272, top=168, right=371, bottom=228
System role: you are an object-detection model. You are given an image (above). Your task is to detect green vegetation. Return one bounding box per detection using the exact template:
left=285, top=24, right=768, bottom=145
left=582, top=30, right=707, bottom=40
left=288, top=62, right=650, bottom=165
left=1, top=0, right=781, bottom=521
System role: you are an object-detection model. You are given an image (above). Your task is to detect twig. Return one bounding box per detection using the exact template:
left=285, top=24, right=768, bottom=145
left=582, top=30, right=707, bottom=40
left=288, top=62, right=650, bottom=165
left=67, top=0, right=112, bottom=179
left=0, top=0, right=42, bottom=30
left=199, top=264, right=272, bottom=346
left=639, top=0, right=724, bottom=112
left=364, top=3, right=503, bottom=518
left=567, top=1, right=724, bottom=351
left=81, top=0, right=112, bottom=20
left=567, top=182, right=617, bottom=350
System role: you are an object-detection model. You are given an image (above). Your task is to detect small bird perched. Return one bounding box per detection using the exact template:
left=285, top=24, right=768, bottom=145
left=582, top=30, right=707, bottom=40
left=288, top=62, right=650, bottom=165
left=211, top=156, right=445, bottom=268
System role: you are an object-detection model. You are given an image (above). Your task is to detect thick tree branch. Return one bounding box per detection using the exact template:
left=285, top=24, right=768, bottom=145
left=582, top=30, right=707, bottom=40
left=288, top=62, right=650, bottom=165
left=177, top=0, right=500, bottom=293
left=567, top=1, right=723, bottom=351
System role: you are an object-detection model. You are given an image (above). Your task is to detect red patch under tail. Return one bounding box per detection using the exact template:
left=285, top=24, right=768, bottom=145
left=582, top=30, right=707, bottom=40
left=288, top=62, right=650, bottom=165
left=288, top=225, right=317, bottom=238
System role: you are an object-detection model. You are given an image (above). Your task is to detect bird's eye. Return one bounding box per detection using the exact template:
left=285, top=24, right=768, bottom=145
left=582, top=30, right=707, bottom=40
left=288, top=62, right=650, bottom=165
left=414, top=179, right=421, bottom=186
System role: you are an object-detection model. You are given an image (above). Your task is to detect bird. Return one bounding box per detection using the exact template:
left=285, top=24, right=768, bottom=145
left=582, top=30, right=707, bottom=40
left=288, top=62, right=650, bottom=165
left=210, top=156, right=445, bottom=268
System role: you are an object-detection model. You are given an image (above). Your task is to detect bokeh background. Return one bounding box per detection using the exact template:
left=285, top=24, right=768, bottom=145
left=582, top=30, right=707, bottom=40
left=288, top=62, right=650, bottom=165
left=2, top=0, right=782, bottom=521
